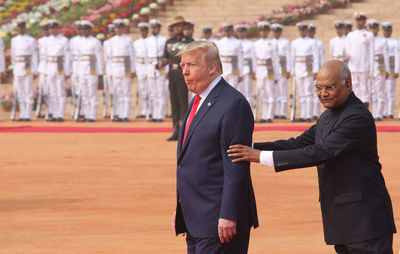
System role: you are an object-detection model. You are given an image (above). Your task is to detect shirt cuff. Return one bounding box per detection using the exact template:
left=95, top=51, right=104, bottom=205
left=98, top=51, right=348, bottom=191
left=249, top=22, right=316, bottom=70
left=260, top=151, right=274, bottom=167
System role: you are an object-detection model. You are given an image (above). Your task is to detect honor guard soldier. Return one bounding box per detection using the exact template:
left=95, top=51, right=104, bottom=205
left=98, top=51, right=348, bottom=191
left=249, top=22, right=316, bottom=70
left=329, top=21, right=347, bottom=62
left=107, top=19, right=136, bottom=122
left=201, top=26, right=217, bottom=43
left=103, top=23, right=115, bottom=118
left=346, top=11, right=374, bottom=108
left=344, top=21, right=353, bottom=36
left=236, top=23, right=254, bottom=105
left=69, top=21, right=83, bottom=118
left=216, top=22, right=243, bottom=90
left=0, top=29, right=4, bottom=99
left=11, top=19, right=38, bottom=121
left=381, top=22, right=399, bottom=119
left=367, top=19, right=389, bottom=121
left=76, top=20, right=103, bottom=122
left=36, top=19, right=50, bottom=118
left=146, top=19, right=167, bottom=122
left=272, top=23, right=291, bottom=119
left=291, top=22, right=319, bottom=122
left=122, top=19, right=130, bottom=34
left=162, top=16, right=194, bottom=141
left=44, top=19, right=71, bottom=122
left=253, top=21, right=279, bottom=122
left=134, top=22, right=150, bottom=118
left=308, top=24, right=325, bottom=119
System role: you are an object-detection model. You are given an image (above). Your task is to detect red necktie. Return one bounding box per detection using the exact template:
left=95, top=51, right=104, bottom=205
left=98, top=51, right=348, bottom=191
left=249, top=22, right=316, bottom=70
left=182, top=95, right=201, bottom=145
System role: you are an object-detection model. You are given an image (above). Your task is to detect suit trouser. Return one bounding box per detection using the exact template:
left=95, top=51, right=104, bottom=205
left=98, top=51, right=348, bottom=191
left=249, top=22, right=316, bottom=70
left=295, top=75, right=314, bottom=119
left=222, top=74, right=239, bottom=90
left=79, top=74, right=98, bottom=120
left=46, top=74, right=66, bottom=119
left=137, top=73, right=150, bottom=116
left=14, top=74, right=34, bottom=119
left=256, top=75, right=275, bottom=120
left=148, top=74, right=167, bottom=120
left=186, top=229, right=250, bottom=254
left=113, top=75, right=132, bottom=119
left=384, top=77, right=396, bottom=116
left=371, top=75, right=386, bottom=118
left=334, top=234, right=393, bottom=254
left=352, top=72, right=370, bottom=103
left=237, top=74, right=253, bottom=106
left=169, top=70, right=188, bottom=127
left=274, top=75, right=288, bottom=117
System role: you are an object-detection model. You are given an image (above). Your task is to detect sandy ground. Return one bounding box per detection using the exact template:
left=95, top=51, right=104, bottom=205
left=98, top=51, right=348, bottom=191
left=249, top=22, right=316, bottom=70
left=1, top=117, right=400, bottom=253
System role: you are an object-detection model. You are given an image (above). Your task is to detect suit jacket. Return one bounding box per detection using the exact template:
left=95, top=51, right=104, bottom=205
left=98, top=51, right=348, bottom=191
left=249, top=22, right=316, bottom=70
left=254, top=92, right=396, bottom=245
left=175, top=78, right=259, bottom=238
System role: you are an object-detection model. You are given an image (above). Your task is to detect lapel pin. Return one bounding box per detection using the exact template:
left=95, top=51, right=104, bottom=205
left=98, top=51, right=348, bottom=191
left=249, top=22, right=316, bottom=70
left=207, top=102, right=211, bottom=107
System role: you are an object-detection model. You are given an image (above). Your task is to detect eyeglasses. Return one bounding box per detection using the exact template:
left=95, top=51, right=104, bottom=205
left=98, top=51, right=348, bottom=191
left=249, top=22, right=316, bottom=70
left=315, top=84, right=336, bottom=92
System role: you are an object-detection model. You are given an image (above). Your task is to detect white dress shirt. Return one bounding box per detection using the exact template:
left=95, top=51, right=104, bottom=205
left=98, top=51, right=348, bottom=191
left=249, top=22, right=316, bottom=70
left=260, top=151, right=274, bottom=167
left=197, top=75, right=222, bottom=112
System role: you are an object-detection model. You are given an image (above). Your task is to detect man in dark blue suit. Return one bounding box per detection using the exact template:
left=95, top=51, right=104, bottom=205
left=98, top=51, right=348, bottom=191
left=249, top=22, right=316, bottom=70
left=172, top=41, right=258, bottom=253
left=228, top=60, right=396, bottom=254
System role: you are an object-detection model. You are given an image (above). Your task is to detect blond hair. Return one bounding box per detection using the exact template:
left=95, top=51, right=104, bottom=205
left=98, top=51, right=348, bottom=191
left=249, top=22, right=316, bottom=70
left=177, top=41, right=223, bottom=74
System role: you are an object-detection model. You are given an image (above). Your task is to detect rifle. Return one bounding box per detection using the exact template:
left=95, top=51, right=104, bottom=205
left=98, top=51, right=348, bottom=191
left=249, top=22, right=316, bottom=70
left=110, top=77, right=117, bottom=120
left=102, top=73, right=108, bottom=118
left=35, top=75, right=44, bottom=117
left=70, top=76, right=76, bottom=119
left=290, top=74, right=296, bottom=122
left=11, top=83, right=17, bottom=121
left=254, top=82, right=260, bottom=121
left=74, top=83, right=82, bottom=121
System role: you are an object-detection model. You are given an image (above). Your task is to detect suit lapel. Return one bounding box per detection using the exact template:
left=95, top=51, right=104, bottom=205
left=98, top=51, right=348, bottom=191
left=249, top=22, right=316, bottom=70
left=177, top=98, right=194, bottom=153
left=178, top=79, right=226, bottom=161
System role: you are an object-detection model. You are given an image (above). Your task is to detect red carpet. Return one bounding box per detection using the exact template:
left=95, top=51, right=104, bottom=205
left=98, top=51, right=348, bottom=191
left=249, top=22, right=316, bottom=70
left=0, top=125, right=399, bottom=133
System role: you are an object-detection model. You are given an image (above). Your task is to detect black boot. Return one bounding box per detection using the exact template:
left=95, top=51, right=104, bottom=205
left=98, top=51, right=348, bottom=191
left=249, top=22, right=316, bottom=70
left=167, top=122, right=180, bottom=141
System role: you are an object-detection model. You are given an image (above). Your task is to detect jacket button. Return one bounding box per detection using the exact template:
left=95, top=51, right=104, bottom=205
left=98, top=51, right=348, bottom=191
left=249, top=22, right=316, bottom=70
left=178, top=165, right=181, bottom=170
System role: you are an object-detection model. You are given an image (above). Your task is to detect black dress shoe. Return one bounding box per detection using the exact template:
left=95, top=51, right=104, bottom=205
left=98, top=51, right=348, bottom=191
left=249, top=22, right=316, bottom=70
left=87, top=119, right=96, bottom=122
left=136, top=115, right=145, bottom=118
left=305, top=118, right=312, bottom=122
left=374, top=117, right=383, bottom=122
left=295, top=118, right=305, bottom=122
left=76, top=118, right=85, bottom=122
left=46, top=117, right=54, bottom=122
left=312, top=116, right=318, bottom=121
left=24, top=118, right=32, bottom=122
left=280, top=116, right=287, bottom=119
left=157, top=119, right=164, bottom=122
left=266, top=119, right=273, bottom=123
left=389, top=115, right=394, bottom=119
left=274, top=115, right=279, bottom=119
left=56, top=118, right=64, bottom=122
left=259, top=119, right=267, bottom=123
left=122, top=118, right=130, bottom=122
left=149, top=118, right=158, bottom=122
left=17, top=118, right=25, bottom=122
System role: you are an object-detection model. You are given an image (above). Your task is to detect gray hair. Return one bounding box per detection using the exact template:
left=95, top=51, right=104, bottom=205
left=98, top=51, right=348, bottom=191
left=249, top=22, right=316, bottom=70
left=177, top=40, right=223, bottom=73
left=340, top=63, right=351, bottom=85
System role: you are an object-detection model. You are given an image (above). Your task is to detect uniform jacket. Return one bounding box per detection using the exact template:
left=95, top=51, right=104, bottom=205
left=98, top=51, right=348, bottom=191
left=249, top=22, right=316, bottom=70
left=11, top=34, right=38, bottom=76
left=44, top=34, right=71, bottom=76
left=346, top=29, right=375, bottom=75
left=254, top=92, right=396, bottom=244
left=291, top=36, right=319, bottom=77
left=175, top=78, right=258, bottom=238
left=274, top=37, right=291, bottom=75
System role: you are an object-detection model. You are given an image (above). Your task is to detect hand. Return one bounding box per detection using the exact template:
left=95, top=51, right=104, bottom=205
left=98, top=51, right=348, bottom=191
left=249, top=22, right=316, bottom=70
left=0, top=72, right=4, bottom=81
left=172, top=210, right=186, bottom=237
left=286, top=72, right=291, bottom=79
left=238, top=76, right=243, bottom=83
left=131, top=73, right=136, bottom=79
left=218, top=218, right=237, bottom=243
left=65, top=75, right=70, bottom=80
left=227, top=144, right=261, bottom=163
left=394, top=73, right=399, bottom=79
left=385, top=72, right=389, bottom=80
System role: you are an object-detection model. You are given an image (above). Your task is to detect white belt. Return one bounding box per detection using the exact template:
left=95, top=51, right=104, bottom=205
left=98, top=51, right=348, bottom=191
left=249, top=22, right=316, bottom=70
left=256, top=59, right=271, bottom=65
left=15, top=56, right=30, bottom=62
left=295, top=56, right=312, bottom=62
left=220, top=56, right=234, bottom=63
left=80, top=55, right=95, bottom=61
left=137, top=57, right=146, bottom=64
left=73, top=55, right=79, bottom=61
left=47, top=56, right=60, bottom=62
left=112, top=57, right=127, bottom=62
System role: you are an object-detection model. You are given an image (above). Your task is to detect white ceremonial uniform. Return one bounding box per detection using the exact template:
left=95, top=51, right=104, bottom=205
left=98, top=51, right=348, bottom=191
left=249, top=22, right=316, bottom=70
left=38, top=35, right=50, bottom=110
left=371, top=35, right=389, bottom=119
left=0, top=37, right=5, bottom=100
left=145, top=34, right=167, bottom=120
left=216, top=36, right=243, bottom=89
left=77, top=35, right=103, bottom=120
left=253, top=37, right=279, bottom=121
left=238, top=38, right=254, bottom=105
left=291, top=36, right=319, bottom=120
left=11, top=34, right=38, bottom=120
left=346, top=29, right=375, bottom=103
left=311, top=38, right=325, bottom=118
left=44, top=34, right=70, bottom=119
left=103, top=38, right=113, bottom=112
left=107, top=34, right=135, bottom=120
left=134, top=36, right=150, bottom=117
left=69, top=34, right=81, bottom=104
left=329, top=35, right=347, bottom=61
left=383, top=37, right=399, bottom=117
left=273, top=36, right=291, bottom=118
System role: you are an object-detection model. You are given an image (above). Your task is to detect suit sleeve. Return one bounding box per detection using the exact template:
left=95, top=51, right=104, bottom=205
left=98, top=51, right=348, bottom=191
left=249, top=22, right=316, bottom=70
left=273, top=113, right=372, bottom=171
left=254, top=124, right=316, bottom=151
left=219, top=97, right=254, bottom=221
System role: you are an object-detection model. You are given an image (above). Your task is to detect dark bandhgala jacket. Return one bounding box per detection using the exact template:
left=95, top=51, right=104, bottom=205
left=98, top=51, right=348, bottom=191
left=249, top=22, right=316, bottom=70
left=175, top=78, right=258, bottom=238
left=255, top=92, right=396, bottom=245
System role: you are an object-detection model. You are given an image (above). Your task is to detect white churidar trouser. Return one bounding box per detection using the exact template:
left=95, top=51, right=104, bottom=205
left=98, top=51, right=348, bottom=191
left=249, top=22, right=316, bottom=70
left=79, top=74, right=98, bottom=120
left=256, top=75, right=275, bottom=120
left=384, top=77, right=396, bottom=116
left=113, top=75, right=132, bottom=119
left=46, top=74, right=66, bottom=119
left=237, top=74, right=253, bottom=106
left=14, top=74, right=34, bottom=119
left=351, top=72, right=370, bottom=103
left=274, top=74, right=289, bottom=117
left=137, top=74, right=150, bottom=116
left=148, top=74, right=167, bottom=120
left=371, top=75, right=386, bottom=119
left=295, top=75, right=314, bottom=120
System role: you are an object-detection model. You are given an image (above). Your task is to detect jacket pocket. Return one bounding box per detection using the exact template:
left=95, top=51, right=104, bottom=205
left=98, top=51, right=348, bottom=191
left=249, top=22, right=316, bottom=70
left=201, top=185, right=223, bottom=195
left=334, top=191, right=363, bottom=205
